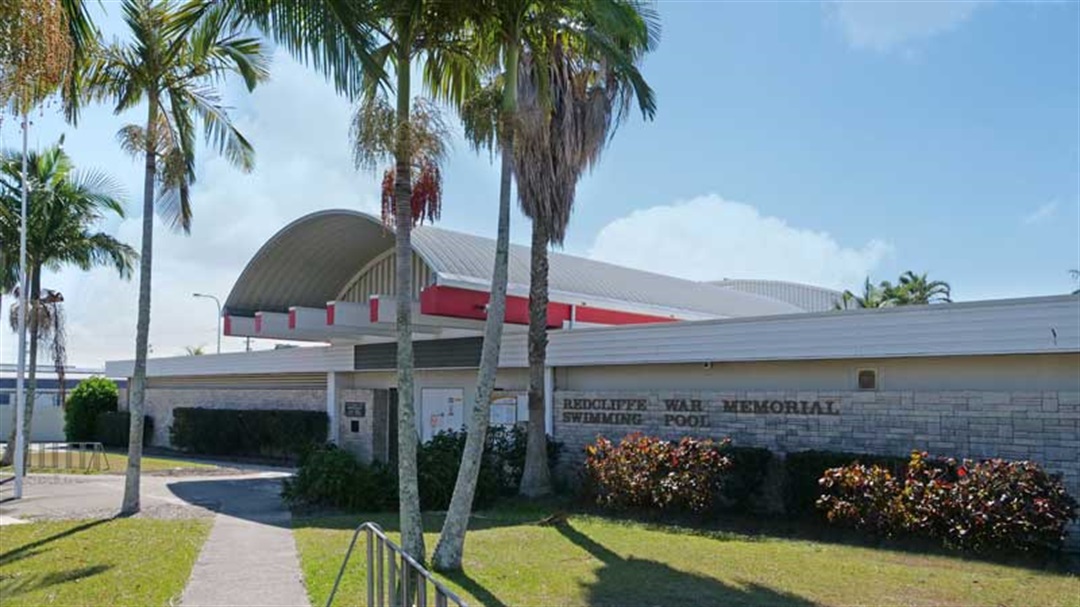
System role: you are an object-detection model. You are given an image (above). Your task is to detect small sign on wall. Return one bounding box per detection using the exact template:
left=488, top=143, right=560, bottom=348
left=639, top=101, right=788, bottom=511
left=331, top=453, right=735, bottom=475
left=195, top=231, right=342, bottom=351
left=490, top=392, right=520, bottom=426
left=344, top=402, right=366, bottom=418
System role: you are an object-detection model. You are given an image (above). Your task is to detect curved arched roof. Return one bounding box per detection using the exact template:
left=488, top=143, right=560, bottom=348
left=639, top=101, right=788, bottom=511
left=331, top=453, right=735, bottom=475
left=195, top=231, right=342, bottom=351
left=225, top=211, right=395, bottom=316
left=226, top=209, right=806, bottom=319
left=708, top=279, right=845, bottom=313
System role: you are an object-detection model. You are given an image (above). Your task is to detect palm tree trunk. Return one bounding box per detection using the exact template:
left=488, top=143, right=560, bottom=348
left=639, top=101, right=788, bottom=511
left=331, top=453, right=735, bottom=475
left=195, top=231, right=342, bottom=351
left=122, top=95, right=158, bottom=515
left=520, top=218, right=552, bottom=496
left=393, top=40, right=424, bottom=562
left=433, top=43, right=519, bottom=572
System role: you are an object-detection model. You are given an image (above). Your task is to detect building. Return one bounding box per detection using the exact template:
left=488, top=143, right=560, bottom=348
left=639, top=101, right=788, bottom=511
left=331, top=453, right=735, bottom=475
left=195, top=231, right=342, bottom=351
left=0, top=367, right=122, bottom=441
left=105, top=209, right=1080, bottom=499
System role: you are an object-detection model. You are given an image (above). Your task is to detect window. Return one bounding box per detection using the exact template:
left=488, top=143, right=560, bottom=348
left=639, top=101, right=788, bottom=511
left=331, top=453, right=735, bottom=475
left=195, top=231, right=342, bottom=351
left=857, top=368, right=878, bottom=391
left=350, top=420, right=360, bottom=433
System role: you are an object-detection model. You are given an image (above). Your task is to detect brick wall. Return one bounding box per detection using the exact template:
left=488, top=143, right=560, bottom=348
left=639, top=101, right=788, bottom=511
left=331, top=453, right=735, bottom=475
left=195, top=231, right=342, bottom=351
left=136, top=388, right=326, bottom=447
left=554, top=389, right=1080, bottom=502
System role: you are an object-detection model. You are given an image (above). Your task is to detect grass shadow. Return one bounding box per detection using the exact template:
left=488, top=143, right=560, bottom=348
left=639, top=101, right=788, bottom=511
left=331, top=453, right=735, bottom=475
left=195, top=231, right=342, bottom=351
left=569, top=503, right=1080, bottom=575
left=554, top=520, right=818, bottom=607
left=441, top=569, right=509, bottom=607
left=0, top=518, right=113, bottom=568
left=0, top=564, right=112, bottom=599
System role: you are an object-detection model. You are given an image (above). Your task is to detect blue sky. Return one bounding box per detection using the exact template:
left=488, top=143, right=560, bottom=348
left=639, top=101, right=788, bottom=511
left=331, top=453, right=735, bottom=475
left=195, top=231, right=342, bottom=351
left=1, top=0, right=1078, bottom=365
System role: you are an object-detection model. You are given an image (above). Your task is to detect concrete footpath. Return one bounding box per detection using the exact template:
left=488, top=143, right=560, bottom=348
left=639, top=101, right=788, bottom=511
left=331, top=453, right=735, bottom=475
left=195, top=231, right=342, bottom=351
left=177, top=476, right=310, bottom=607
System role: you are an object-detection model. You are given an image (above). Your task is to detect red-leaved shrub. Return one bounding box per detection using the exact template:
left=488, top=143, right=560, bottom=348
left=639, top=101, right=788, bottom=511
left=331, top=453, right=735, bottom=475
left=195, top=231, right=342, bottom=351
left=583, top=433, right=732, bottom=514
left=818, top=451, right=1078, bottom=552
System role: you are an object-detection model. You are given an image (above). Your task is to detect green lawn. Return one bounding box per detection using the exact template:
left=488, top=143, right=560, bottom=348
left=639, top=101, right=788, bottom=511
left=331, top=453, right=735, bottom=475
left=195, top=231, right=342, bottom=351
left=1, top=449, right=218, bottom=475
left=294, top=510, right=1080, bottom=607
left=0, top=518, right=211, bottom=606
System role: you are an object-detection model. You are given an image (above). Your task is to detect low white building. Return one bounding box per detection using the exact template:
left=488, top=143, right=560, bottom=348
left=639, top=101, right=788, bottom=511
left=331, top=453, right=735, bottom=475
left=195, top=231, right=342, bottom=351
left=105, top=210, right=1080, bottom=499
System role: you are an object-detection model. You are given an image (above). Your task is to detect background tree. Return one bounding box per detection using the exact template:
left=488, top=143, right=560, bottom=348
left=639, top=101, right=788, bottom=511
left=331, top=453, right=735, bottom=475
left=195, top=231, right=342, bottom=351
left=183, top=344, right=206, bottom=356
left=513, top=7, right=657, bottom=499
left=837, top=277, right=891, bottom=309
left=1069, top=269, right=1078, bottom=295
left=433, top=0, right=657, bottom=570
left=891, top=271, right=951, bottom=304
left=0, top=142, right=135, bottom=466
left=84, top=0, right=268, bottom=514
left=838, top=272, right=952, bottom=309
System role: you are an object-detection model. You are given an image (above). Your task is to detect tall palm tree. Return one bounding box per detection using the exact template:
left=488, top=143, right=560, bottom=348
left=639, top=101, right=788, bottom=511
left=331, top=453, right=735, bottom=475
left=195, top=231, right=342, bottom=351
left=84, top=0, right=268, bottom=514
left=893, top=271, right=951, bottom=304
left=432, top=0, right=658, bottom=571
left=514, top=11, right=657, bottom=499
left=1068, top=269, right=1078, bottom=295
left=206, top=0, right=476, bottom=561
left=0, top=142, right=135, bottom=467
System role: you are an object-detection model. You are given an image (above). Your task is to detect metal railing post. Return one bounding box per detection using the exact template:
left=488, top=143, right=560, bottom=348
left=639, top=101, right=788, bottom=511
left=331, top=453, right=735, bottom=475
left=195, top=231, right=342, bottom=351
left=324, top=522, right=466, bottom=607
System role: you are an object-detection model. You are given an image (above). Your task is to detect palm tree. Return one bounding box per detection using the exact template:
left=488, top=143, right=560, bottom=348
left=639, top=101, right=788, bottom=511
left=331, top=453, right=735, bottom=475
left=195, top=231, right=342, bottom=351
left=195, top=0, right=476, bottom=560
left=83, top=0, right=268, bottom=514
left=0, top=142, right=135, bottom=467
left=431, top=0, right=659, bottom=571
left=512, top=13, right=657, bottom=499
left=837, top=277, right=891, bottom=309
left=183, top=344, right=206, bottom=355
left=1069, top=269, right=1078, bottom=295
left=892, top=271, right=951, bottom=304
left=351, top=95, right=451, bottom=226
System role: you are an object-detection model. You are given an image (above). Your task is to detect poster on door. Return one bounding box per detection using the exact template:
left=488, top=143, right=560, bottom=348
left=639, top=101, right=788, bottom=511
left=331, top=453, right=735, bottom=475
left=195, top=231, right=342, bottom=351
left=421, top=388, right=465, bottom=442
left=490, top=391, right=525, bottom=427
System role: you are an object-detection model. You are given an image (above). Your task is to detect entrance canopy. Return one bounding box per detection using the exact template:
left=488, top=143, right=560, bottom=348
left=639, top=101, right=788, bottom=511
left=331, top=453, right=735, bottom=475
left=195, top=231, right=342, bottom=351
left=223, top=209, right=806, bottom=343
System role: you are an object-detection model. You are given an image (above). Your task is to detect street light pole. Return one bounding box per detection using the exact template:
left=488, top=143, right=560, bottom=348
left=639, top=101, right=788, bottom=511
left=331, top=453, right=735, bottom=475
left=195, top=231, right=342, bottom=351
left=192, top=293, right=222, bottom=354
left=12, top=112, right=30, bottom=499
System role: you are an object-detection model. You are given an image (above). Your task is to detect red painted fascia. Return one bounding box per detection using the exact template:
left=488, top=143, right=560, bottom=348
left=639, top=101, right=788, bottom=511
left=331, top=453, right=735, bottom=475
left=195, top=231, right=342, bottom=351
left=223, top=315, right=232, bottom=336
left=288, top=309, right=297, bottom=329
left=420, top=285, right=676, bottom=327
left=254, top=314, right=263, bottom=333
left=326, top=303, right=336, bottom=325
left=369, top=297, right=380, bottom=323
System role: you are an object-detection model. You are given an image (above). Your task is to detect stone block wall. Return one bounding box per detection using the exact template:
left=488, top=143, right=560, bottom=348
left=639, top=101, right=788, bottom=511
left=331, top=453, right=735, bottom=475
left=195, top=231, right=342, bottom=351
left=133, top=388, right=326, bottom=447
left=554, top=390, right=1080, bottom=504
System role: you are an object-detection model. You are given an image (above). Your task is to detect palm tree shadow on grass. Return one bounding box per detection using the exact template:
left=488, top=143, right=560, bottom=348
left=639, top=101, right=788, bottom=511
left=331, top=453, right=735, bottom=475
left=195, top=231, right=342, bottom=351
left=0, top=518, right=113, bottom=568
left=0, top=564, right=112, bottom=599
left=555, top=521, right=818, bottom=607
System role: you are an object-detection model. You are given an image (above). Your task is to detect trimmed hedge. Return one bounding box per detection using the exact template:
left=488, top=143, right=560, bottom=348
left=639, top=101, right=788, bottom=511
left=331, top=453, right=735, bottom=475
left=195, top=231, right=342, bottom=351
left=64, top=377, right=119, bottom=441
left=95, top=411, right=153, bottom=448
left=170, top=408, right=327, bottom=460
left=719, top=445, right=774, bottom=513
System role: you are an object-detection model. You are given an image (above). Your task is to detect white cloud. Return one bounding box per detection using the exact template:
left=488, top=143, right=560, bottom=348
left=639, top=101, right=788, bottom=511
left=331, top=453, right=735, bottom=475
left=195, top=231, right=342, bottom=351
left=2, top=51, right=379, bottom=367
left=586, top=194, right=892, bottom=292
left=1022, top=200, right=1058, bottom=225
left=828, top=0, right=983, bottom=51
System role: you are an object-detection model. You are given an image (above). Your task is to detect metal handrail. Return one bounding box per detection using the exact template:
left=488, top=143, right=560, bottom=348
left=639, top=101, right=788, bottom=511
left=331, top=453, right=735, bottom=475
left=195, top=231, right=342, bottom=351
left=326, top=522, right=467, bottom=607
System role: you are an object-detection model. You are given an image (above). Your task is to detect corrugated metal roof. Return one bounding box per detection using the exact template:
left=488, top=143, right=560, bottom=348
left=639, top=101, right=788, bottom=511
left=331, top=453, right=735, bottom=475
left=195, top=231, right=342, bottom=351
left=495, top=294, right=1080, bottom=368
left=709, top=279, right=845, bottom=312
left=413, top=225, right=803, bottom=317
left=225, top=210, right=805, bottom=320
left=225, top=211, right=396, bottom=316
